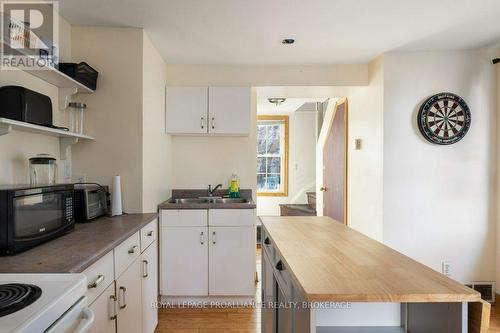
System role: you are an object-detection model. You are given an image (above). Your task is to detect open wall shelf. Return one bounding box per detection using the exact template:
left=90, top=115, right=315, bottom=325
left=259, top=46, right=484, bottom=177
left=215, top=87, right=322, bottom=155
left=0, top=118, right=94, bottom=160
left=22, top=64, right=95, bottom=94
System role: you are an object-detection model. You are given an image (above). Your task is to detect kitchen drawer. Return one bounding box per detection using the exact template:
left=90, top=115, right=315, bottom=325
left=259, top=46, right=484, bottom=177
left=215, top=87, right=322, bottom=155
left=261, top=227, right=275, bottom=263
left=274, top=257, right=293, bottom=299
left=83, top=251, right=114, bottom=304
left=160, top=209, right=207, bottom=227
left=208, top=209, right=255, bottom=226
left=114, top=231, right=141, bottom=279
left=140, top=219, right=158, bottom=253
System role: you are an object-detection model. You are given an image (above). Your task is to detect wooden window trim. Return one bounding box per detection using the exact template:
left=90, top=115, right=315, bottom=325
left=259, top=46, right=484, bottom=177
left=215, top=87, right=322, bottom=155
left=257, top=115, right=289, bottom=197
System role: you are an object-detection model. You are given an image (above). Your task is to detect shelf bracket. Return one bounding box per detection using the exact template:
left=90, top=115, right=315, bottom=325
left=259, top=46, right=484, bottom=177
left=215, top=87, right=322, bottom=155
left=59, top=137, right=78, bottom=160
left=0, top=123, right=12, bottom=136
left=59, top=87, right=79, bottom=110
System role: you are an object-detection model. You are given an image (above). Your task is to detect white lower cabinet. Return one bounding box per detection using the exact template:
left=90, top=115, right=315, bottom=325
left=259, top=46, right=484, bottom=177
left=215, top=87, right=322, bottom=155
left=209, top=226, right=255, bottom=295
left=86, top=219, right=159, bottom=333
left=160, top=209, right=255, bottom=297
left=88, top=282, right=116, bottom=333
left=160, top=226, right=208, bottom=296
left=141, top=241, right=158, bottom=333
left=116, top=257, right=143, bottom=333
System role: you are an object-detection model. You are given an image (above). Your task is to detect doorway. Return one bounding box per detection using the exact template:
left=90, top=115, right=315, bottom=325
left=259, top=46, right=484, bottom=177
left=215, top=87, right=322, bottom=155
left=320, top=98, right=348, bottom=224
left=256, top=96, right=325, bottom=217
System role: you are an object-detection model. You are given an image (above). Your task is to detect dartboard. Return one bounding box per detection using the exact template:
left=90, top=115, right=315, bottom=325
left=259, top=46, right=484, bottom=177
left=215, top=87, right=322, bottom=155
left=417, top=92, right=471, bottom=145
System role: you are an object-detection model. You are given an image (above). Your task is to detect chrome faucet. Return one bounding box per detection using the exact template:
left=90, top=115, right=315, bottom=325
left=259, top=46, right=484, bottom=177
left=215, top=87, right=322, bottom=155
left=208, top=184, right=223, bottom=197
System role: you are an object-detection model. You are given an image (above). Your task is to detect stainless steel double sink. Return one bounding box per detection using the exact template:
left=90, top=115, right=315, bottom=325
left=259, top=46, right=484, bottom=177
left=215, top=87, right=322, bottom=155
left=167, top=197, right=249, bottom=204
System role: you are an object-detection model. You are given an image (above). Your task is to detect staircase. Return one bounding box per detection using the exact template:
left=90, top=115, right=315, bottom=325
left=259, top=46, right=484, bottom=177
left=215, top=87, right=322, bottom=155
left=279, top=192, right=317, bottom=216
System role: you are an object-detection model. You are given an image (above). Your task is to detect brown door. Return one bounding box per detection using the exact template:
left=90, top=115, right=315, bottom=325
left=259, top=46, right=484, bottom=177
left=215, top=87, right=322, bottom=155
left=322, top=99, right=348, bottom=224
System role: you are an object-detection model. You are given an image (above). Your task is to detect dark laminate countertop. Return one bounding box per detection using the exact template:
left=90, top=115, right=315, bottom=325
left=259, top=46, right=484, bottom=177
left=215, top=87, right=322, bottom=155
left=0, top=213, right=158, bottom=273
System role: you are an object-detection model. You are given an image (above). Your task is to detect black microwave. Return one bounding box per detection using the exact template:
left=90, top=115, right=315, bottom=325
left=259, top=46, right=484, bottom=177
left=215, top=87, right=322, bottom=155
left=0, top=184, right=75, bottom=255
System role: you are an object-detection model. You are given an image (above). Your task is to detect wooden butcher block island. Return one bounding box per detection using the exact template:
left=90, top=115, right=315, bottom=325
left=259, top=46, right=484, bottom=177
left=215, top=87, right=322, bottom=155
left=260, top=216, right=490, bottom=333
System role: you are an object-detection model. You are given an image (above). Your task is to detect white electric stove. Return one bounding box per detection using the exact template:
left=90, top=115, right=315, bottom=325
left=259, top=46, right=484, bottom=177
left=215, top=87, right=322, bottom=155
left=0, top=274, right=94, bottom=333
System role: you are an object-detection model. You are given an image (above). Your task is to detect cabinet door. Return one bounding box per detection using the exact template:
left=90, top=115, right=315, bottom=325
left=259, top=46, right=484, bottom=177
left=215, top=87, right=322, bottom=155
left=209, top=226, right=255, bottom=295
left=166, top=86, right=208, bottom=134
left=116, top=258, right=142, bottom=333
left=88, top=282, right=116, bottom=333
left=208, top=87, right=250, bottom=135
left=277, top=282, right=293, bottom=333
left=160, top=227, right=209, bottom=296
left=262, top=250, right=276, bottom=333
left=141, top=241, right=158, bottom=333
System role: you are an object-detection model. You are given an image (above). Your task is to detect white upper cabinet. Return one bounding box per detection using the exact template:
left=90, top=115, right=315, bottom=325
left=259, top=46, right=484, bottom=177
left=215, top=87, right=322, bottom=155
left=165, top=86, right=208, bottom=134
left=208, top=87, right=251, bottom=135
left=165, top=86, right=250, bottom=136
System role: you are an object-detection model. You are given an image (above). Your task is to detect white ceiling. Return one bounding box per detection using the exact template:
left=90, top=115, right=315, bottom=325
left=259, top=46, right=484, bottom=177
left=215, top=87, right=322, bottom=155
left=257, top=98, right=325, bottom=115
left=59, top=0, right=500, bottom=65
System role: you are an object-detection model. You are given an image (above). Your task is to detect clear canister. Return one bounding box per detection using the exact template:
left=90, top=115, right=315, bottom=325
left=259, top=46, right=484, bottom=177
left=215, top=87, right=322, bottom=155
left=68, top=102, right=86, bottom=134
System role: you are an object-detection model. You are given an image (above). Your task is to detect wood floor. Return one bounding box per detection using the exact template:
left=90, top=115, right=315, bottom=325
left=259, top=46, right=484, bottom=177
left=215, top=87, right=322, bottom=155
left=155, top=246, right=500, bottom=333
left=155, top=247, right=262, bottom=333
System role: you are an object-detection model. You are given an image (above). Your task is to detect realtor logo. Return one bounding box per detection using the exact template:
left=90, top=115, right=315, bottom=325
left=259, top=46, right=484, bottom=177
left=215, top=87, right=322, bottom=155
left=1, top=0, right=59, bottom=70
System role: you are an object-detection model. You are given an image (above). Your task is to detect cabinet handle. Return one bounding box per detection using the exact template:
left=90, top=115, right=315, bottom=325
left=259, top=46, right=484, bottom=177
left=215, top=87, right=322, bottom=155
left=87, top=274, right=104, bottom=289
left=128, top=245, right=138, bottom=254
left=109, top=295, right=117, bottom=320
left=211, top=116, right=216, bottom=129
left=275, top=260, right=285, bottom=271
left=143, top=260, right=149, bottom=278
left=201, top=116, right=205, bottom=129
left=212, top=231, right=216, bottom=244
left=264, top=237, right=270, bottom=245
left=147, top=230, right=154, bottom=237
left=118, top=286, right=127, bottom=309
left=200, top=231, right=205, bottom=244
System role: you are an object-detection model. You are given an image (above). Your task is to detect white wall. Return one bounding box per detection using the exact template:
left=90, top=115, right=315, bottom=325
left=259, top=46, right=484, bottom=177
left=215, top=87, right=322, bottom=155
left=71, top=27, right=144, bottom=213
left=382, top=51, right=496, bottom=284
left=345, top=57, right=384, bottom=241
left=257, top=111, right=317, bottom=216
left=142, top=32, right=171, bottom=212
left=0, top=16, right=72, bottom=185
left=166, top=64, right=368, bottom=87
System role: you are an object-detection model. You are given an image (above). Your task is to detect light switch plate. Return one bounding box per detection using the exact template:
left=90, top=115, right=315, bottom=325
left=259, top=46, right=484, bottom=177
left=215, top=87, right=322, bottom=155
left=354, top=138, right=362, bottom=150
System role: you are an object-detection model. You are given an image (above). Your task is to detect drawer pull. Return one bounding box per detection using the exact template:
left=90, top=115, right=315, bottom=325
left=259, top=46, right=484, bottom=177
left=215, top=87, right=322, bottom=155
left=118, top=286, right=127, bottom=309
left=128, top=245, right=138, bottom=254
left=87, top=275, right=105, bottom=289
left=212, top=231, right=216, bottom=244
left=275, top=260, right=285, bottom=271
left=200, top=231, right=205, bottom=245
left=143, top=260, right=149, bottom=278
left=147, top=230, right=154, bottom=237
left=109, top=295, right=117, bottom=320
left=264, top=237, right=270, bottom=245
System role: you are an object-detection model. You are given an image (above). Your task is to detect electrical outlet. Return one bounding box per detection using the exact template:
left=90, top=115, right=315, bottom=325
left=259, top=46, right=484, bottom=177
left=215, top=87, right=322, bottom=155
left=442, top=261, right=452, bottom=276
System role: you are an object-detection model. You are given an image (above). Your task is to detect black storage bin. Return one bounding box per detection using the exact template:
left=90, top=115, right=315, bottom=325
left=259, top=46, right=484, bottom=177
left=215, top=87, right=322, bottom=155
left=58, top=62, right=98, bottom=91
left=0, top=86, right=52, bottom=126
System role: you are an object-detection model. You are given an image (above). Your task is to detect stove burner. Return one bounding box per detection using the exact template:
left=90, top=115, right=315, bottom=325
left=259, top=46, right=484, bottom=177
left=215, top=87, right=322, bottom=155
left=0, top=283, right=42, bottom=317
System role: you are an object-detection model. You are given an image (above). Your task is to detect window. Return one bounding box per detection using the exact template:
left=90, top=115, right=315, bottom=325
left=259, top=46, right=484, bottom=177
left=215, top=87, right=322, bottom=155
left=257, top=115, right=289, bottom=196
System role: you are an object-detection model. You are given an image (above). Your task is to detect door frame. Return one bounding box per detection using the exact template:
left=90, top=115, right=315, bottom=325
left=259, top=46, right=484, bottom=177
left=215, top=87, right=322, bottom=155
left=320, top=97, right=348, bottom=225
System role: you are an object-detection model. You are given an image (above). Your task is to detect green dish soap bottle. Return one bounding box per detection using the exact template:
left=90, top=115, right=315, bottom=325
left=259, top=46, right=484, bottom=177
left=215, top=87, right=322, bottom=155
left=229, top=173, right=240, bottom=198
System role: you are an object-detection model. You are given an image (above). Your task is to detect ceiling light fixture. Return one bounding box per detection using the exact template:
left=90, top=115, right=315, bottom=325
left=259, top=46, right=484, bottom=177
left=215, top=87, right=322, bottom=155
left=268, top=98, right=286, bottom=106
left=282, top=38, right=295, bottom=45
